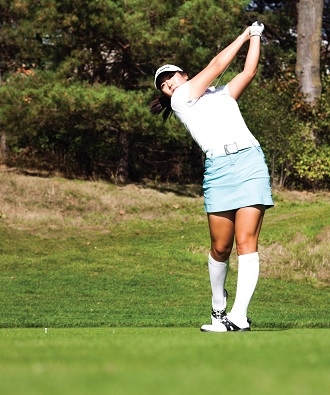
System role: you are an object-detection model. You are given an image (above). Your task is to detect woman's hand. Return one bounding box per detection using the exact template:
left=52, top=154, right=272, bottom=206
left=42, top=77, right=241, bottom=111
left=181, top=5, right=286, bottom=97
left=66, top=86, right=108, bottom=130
left=250, top=21, right=265, bottom=37
left=242, top=26, right=252, bottom=42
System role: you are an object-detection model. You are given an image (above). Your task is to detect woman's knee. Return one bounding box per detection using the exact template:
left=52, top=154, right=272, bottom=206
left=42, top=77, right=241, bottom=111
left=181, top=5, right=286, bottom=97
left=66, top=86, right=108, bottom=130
left=210, top=244, right=232, bottom=262
left=235, top=238, right=258, bottom=256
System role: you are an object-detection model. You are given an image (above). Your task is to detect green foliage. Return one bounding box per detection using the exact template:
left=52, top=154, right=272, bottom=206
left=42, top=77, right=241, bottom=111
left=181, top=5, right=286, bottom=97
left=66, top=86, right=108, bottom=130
left=0, top=0, right=34, bottom=74
left=0, top=0, right=329, bottom=188
left=286, top=128, right=330, bottom=187
left=240, top=70, right=330, bottom=188
left=282, top=75, right=330, bottom=188
left=164, top=0, right=250, bottom=75
left=0, top=70, right=193, bottom=180
left=246, top=0, right=298, bottom=77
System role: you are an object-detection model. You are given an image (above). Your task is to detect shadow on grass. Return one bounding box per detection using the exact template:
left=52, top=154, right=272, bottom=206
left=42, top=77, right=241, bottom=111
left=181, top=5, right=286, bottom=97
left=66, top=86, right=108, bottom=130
left=140, top=180, right=204, bottom=198
left=252, top=328, right=290, bottom=332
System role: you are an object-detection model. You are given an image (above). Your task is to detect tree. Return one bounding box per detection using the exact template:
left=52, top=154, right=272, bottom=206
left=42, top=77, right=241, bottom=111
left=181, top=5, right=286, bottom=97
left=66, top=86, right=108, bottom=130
left=296, top=0, right=324, bottom=104
left=0, top=0, right=329, bottom=187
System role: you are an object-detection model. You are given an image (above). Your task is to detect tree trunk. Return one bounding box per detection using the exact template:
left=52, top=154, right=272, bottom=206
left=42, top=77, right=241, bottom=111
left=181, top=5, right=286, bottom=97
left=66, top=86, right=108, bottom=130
left=296, top=0, right=324, bottom=104
left=116, top=131, right=130, bottom=184
left=0, top=133, right=7, bottom=164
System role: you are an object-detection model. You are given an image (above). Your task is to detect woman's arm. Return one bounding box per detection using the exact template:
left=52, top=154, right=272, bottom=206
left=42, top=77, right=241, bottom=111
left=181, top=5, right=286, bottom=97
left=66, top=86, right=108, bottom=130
left=227, top=34, right=261, bottom=101
left=189, top=26, right=251, bottom=99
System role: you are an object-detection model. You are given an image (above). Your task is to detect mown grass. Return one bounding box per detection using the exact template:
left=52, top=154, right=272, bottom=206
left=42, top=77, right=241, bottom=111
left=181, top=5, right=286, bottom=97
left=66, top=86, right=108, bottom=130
left=0, top=327, right=329, bottom=395
left=0, top=171, right=329, bottom=329
left=0, top=171, right=329, bottom=395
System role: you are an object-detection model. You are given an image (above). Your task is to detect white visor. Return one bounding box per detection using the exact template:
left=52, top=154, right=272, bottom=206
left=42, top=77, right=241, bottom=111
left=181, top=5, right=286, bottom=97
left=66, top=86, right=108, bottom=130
left=154, top=64, right=183, bottom=89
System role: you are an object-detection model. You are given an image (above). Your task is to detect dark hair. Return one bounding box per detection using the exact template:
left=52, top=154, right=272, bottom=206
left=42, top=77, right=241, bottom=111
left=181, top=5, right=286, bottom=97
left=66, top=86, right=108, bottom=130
left=149, top=70, right=186, bottom=122
left=149, top=95, right=172, bottom=122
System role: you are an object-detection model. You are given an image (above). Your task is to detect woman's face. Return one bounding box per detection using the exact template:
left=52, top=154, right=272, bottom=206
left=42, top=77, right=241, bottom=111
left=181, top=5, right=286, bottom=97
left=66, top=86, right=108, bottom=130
left=159, top=72, right=188, bottom=97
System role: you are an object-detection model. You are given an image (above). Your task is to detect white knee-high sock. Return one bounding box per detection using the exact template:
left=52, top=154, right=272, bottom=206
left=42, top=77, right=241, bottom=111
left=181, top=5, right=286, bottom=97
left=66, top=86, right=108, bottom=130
left=208, top=253, right=228, bottom=311
left=229, top=252, right=259, bottom=326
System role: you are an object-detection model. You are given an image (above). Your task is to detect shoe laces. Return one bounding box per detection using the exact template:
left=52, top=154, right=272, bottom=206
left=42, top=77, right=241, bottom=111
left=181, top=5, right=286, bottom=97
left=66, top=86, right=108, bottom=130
left=212, top=308, right=226, bottom=320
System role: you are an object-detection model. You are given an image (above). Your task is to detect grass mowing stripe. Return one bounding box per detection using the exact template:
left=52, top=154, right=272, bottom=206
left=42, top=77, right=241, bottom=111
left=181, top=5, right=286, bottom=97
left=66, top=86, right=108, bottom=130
left=0, top=177, right=329, bottom=394
left=0, top=328, right=329, bottom=395
left=1, top=238, right=329, bottom=328
left=0, top=220, right=329, bottom=328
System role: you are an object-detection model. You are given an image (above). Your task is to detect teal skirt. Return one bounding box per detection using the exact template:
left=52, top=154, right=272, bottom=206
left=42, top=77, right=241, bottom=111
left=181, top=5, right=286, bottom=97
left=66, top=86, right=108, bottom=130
left=203, top=146, right=274, bottom=213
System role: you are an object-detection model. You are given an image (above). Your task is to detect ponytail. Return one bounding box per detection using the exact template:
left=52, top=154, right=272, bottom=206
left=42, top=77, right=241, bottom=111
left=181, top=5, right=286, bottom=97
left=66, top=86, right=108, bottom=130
left=149, top=95, right=173, bottom=122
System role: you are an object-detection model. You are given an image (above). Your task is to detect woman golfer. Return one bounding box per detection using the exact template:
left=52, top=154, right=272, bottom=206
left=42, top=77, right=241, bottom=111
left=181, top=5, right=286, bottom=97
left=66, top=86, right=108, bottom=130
left=150, top=22, right=273, bottom=332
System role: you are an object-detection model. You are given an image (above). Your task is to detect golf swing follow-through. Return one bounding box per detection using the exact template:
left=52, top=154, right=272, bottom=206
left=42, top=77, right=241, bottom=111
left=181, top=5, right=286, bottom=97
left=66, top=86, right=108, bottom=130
left=150, top=21, right=273, bottom=332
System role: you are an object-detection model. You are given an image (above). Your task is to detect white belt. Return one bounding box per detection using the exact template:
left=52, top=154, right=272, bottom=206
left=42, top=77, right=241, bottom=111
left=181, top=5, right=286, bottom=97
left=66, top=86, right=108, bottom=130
left=205, top=139, right=260, bottom=158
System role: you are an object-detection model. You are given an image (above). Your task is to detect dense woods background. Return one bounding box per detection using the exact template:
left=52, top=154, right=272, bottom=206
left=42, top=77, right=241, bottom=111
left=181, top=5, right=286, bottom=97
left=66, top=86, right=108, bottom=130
left=0, top=0, right=329, bottom=189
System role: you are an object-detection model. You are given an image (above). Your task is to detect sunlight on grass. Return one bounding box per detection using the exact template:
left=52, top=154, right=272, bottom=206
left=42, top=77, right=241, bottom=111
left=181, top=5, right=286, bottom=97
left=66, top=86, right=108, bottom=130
left=0, top=172, right=204, bottom=233
left=0, top=328, right=329, bottom=395
left=1, top=171, right=329, bottom=288
left=0, top=171, right=329, bottom=333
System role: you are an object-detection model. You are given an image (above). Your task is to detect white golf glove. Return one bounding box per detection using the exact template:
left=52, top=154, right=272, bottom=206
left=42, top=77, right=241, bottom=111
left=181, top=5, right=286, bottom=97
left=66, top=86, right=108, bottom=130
left=250, top=21, right=264, bottom=37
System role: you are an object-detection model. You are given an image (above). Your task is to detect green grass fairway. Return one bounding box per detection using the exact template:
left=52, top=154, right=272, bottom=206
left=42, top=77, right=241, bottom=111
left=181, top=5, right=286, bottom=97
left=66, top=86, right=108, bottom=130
left=0, top=327, right=329, bottom=395
left=0, top=175, right=329, bottom=394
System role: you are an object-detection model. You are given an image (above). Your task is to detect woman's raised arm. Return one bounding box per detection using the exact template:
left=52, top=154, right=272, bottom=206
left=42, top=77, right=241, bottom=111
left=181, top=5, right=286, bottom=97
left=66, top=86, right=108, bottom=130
left=188, top=26, right=251, bottom=99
